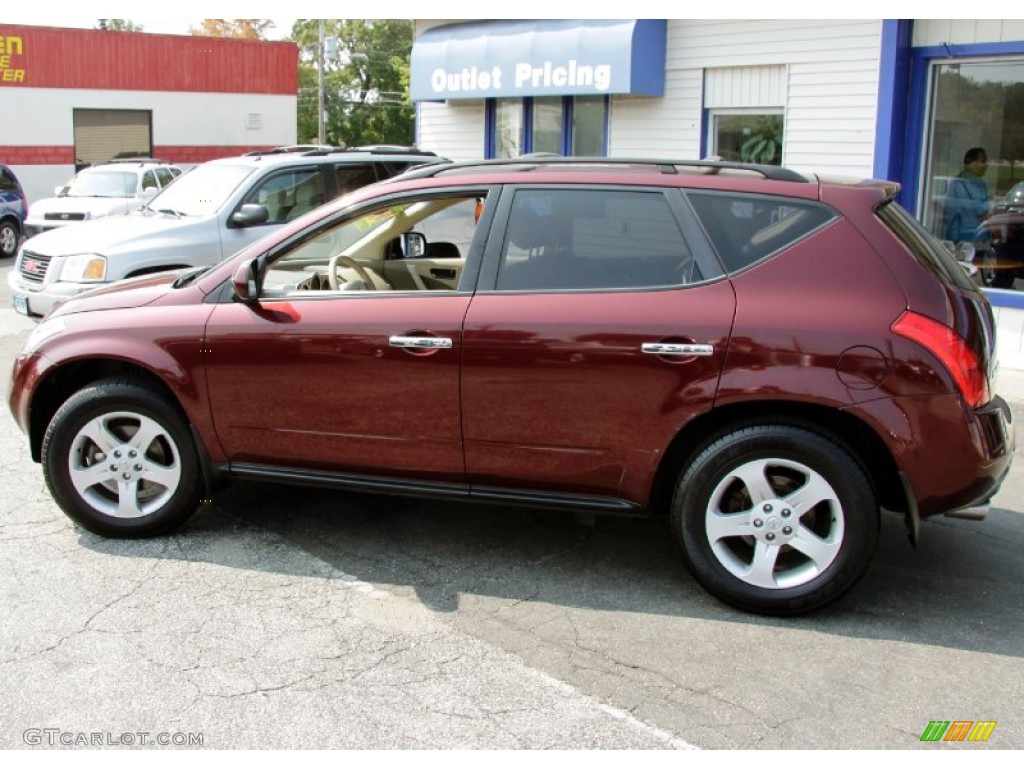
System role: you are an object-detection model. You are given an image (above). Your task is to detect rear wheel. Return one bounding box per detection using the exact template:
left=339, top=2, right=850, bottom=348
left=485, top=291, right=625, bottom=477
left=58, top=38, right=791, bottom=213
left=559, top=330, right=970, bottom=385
left=671, top=424, right=878, bottom=615
left=42, top=379, right=202, bottom=537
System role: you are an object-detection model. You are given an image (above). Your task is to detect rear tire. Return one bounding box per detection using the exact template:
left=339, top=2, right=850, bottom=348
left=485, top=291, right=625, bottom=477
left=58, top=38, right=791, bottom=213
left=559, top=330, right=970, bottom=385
left=671, top=424, right=878, bottom=615
left=42, top=379, right=202, bottom=537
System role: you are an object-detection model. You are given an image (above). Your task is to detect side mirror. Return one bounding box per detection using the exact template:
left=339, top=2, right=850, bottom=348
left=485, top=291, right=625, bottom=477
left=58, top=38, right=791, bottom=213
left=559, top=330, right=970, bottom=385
left=232, top=259, right=261, bottom=304
left=231, top=203, right=270, bottom=228
left=140, top=187, right=159, bottom=202
left=402, top=231, right=426, bottom=258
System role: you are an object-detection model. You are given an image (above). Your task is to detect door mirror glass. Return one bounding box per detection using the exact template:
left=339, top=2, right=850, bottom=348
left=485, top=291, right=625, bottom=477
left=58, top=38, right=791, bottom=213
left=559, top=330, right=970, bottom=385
left=403, top=231, right=426, bottom=258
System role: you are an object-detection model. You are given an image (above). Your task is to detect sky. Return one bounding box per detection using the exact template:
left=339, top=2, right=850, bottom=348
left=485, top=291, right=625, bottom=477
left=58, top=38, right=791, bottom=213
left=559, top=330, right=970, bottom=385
left=7, top=4, right=1006, bottom=38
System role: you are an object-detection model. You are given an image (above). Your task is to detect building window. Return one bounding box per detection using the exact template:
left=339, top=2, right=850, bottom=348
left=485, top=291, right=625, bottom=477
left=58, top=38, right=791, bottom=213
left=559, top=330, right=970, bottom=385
left=709, top=111, right=784, bottom=165
left=921, top=59, right=1024, bottom=291
left=488, top=96, right=607, bottom=158
left=494, top=99, right=524, bottom=159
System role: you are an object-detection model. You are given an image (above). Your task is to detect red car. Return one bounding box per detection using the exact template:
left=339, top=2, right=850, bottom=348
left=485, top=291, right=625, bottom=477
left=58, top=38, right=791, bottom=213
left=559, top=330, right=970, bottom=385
left=7, top=158, right=1015, bottom=615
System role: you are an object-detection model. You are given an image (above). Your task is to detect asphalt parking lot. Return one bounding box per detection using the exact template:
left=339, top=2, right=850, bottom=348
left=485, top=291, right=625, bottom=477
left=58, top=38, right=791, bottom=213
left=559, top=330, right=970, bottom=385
left=1, top=260, right=1023, bottom=750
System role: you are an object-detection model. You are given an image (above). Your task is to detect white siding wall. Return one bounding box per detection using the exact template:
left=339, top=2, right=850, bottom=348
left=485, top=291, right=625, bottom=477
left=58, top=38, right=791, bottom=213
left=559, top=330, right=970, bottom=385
left=417, top=100, right=485, bottom=161
left=412, top=20, right=887, bottom=176
left=661, top=19, right=884, bottom=177
left=609, top=68, right=701, bottom=158
left=914, top=20, right=1024, bottom=46
left=704, top=65, right=787, bottom=108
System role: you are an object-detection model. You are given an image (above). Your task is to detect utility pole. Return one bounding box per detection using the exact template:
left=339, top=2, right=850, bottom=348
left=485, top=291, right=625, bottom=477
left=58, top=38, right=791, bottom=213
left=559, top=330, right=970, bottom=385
left=317, top=19, right=325, bottom=146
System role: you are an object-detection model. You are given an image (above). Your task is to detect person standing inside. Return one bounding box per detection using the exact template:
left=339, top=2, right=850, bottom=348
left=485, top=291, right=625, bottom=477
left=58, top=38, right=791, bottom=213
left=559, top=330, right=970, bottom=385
left=945, top=147, right=991, bottom=245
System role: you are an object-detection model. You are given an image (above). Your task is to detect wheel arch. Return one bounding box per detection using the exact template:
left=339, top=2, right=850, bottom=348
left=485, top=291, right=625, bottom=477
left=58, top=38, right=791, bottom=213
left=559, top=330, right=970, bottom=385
left=650, top=400, right=907, bottom=519
left=29, top=359, right=189, bottom=463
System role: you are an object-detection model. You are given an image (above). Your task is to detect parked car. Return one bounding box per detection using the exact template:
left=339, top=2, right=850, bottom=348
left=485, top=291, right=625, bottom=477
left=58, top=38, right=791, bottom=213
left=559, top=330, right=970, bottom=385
left=8, top=147, right=444, bottom=317
left=0, top=163, right=28, bottom=258
left=7, top=157, right=1014, bottom=616
left=23, top=160, right=183, bottom=239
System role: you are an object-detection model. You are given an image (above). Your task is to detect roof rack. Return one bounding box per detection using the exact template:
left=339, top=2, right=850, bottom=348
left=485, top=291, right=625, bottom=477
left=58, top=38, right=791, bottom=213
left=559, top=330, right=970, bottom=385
left=106, top=157, right=169, bottom=165
left=396, top=156, right=809, bottom=183
left=300, top=146, right=439, bottom=158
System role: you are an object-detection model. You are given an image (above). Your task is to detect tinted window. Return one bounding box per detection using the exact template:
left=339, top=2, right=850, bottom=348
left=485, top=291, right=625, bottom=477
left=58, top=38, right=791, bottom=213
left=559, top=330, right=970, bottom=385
left=244, top=169, right=322, bottom=225
left=0, top=168, right=16, bottom=191
left=877, top=200, right=976, bottom=291
left=154, top=168, right=175, bottom=188
left=687, top=192, right=836, bottom=273
left=496, top=189, right=700, bottom=291
left=334, top=165, right=378, bottom=197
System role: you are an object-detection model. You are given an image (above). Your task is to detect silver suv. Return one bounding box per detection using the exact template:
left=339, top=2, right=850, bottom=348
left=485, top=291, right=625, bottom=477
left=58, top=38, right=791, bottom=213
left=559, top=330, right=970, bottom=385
left=9, top=147, right=443, bottom=317
left=23, top=159, right=182, bottom=239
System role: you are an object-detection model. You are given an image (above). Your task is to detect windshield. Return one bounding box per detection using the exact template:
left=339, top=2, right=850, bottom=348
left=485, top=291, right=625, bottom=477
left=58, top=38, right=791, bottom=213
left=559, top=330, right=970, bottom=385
left=147, top=163, right=256, bottom=216
left=63, top=170, right=136, bottom=198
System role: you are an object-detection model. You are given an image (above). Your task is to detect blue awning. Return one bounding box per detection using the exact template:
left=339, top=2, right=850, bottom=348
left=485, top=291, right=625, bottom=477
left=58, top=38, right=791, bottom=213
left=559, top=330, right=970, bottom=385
left=410, top=19, right=666, bottom=102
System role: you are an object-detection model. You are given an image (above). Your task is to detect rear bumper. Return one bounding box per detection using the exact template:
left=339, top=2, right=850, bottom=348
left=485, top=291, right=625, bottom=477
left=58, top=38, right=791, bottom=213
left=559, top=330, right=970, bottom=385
left=849, top=393, right=1014, bottom=521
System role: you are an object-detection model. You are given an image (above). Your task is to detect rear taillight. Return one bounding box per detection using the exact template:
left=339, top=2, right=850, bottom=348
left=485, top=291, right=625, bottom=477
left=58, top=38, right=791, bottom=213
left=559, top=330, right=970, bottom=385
left=892, top=311, right=989, bottom=408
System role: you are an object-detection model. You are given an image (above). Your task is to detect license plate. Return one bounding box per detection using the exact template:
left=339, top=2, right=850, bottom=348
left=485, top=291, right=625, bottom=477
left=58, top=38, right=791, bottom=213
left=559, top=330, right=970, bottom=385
left=13, top=294, right=28, bottom=315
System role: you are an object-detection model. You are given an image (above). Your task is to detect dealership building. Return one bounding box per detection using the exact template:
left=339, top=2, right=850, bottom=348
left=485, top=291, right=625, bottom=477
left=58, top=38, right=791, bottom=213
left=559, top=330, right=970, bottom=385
left=410, top=19, right=1024, bottom=364
left=0, top=24, right=297, bottom=203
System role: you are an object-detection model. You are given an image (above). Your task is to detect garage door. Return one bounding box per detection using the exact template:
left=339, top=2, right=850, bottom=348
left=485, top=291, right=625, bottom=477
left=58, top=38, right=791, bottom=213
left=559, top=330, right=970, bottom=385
left=73, top=109, right=152, bottom=169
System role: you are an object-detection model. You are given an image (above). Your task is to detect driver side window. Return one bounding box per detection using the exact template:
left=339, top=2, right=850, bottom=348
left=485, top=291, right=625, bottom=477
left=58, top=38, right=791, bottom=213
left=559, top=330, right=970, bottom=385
left=260, top=192, right=487, bottom=297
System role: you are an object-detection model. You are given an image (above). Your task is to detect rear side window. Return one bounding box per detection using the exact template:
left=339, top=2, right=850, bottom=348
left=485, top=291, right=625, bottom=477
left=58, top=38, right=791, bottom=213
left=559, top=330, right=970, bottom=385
left=687, top=192, right=836, bottom=273
left=496, top=188, right=701, bottom=291
left=876, top=200, right=976, bottom=291
left=0, top=168, right=16, bottom=191
left=334, top=164, right=379, bottom=196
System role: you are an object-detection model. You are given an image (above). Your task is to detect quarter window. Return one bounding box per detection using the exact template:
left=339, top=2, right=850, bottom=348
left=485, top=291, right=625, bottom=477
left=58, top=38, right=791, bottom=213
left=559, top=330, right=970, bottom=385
left=687, top=192, right=836, bottom=273
left=496, top=189, right=699, bottom=291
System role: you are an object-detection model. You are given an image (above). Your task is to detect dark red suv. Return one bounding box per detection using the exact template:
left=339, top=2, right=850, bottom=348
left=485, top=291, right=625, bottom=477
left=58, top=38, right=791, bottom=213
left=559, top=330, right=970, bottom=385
left=7, top=158, right=1015, bottom=615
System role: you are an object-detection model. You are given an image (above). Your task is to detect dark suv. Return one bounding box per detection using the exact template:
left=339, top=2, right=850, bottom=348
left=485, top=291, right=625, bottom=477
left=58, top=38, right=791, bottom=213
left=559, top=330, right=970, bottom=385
left=7, top=158, right=1014, bottom=615
left=0, top=163, right=27, bottom=258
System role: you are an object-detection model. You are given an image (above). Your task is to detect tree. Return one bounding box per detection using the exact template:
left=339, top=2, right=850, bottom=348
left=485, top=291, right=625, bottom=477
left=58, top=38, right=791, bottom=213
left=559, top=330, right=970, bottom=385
left=190, top=19, right=275, bottom=40
left=96, top=19, right=144, bottom=32
left=289, top=19, right=415, bottom=148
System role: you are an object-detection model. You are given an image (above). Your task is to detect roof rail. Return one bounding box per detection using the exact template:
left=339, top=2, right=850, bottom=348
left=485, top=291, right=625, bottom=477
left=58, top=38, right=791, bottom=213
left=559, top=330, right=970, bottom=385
left=300, top=146, right=439, bottom=158
left=106, top=157, right=169, bottom=165
left=396, top=156, right=809, bottom=183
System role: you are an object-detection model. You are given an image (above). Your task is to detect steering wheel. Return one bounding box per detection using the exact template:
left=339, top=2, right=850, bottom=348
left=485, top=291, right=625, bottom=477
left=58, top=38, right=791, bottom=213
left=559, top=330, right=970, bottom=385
left=328, top=254, right=376, bottom=290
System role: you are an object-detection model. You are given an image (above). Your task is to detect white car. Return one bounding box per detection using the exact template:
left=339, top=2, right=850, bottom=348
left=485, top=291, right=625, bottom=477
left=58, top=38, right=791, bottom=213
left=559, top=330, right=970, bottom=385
left=8, top=147, right=445, bottom=317
left=22, top=160, right=182, bottom=238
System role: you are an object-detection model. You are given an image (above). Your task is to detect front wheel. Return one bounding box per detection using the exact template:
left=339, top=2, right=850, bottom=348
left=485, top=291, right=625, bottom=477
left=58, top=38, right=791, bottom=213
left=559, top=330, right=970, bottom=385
left=671, top=425, right=878, bottom=615
left=0, top=220, right=19, bottom=258
left=42, top=378, right=202, bottom=537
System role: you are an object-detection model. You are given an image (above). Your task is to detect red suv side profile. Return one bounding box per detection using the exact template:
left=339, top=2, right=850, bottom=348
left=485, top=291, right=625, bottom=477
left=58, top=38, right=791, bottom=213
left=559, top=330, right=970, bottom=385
left=7, top=158, right=1015, bottom=615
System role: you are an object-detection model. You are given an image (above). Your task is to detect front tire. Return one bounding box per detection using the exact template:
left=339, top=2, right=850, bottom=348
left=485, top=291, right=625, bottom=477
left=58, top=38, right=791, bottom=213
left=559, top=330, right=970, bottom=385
left=0, top=220, right=18, bottom=258
left=671, top=424, right=878, bottom=615
left=42, top=379, right=202, bottom=537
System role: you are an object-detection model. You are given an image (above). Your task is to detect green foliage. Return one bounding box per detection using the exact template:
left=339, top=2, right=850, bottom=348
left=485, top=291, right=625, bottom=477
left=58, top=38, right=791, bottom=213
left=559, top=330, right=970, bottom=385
left=96, top=19, right=144, bottom=32
left=740, top=117, right=783, bottom=165
left=289, top=19, right=415, bottom=149
left=189, top=20, right=275, bottom=40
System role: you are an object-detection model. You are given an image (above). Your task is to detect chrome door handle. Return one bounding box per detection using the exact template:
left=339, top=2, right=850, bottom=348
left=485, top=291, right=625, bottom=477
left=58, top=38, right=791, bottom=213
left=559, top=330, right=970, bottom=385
left=389, top=335, right=453, bottom=349
left=642, top=342, right=714, bottom=356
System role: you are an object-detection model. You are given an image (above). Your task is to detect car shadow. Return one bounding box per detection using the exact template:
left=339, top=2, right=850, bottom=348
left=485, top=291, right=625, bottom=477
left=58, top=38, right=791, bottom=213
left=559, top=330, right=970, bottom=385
left=80, top=474, right=1024, bottom=660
